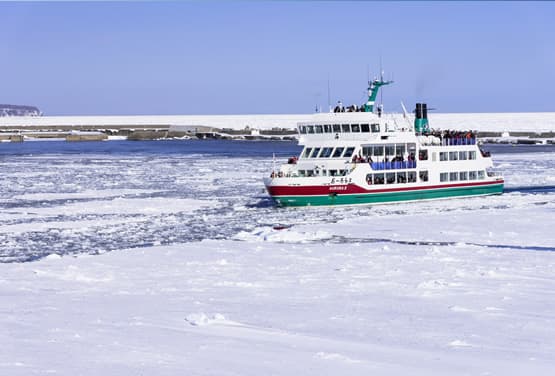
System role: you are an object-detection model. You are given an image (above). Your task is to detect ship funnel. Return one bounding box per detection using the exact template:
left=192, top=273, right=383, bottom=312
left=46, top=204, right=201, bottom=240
left=414, top=103, right=429, bottom=134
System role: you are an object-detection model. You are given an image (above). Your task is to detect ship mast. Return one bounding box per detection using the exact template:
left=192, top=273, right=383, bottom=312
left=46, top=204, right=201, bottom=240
left=364, top=75, right=393, bottom=113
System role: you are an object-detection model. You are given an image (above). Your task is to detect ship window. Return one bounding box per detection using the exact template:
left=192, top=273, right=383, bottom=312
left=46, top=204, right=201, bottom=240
left=340, top=169, right=348, bottom=176
left=299, top=125, right=307, bottom=134
left=332, top=147, right=344, bottom=158
left=407, top=171, right=417, bottom=183
left=440, top=172, right=449, bottom=182
left=386, top=172, right=396, bottom=184
left=395, top=144, right=406, bottom=156
left=469, top=171, right=477, bottom=180
left=397, top=172, right=407, bottom=184
left=478, top=170, right=485, bottom=179
left=419, top=149, right=428, bottom=160
left=333, top=124, right=341, bottom=132
left=460, top=171, right=468, bottom=180
left=373, top=173, right=385, bottom=184
left=373, top=145, right=384, bottom=156
left=351, top=124, right=360, bottom=132
left=311, top=148, right=321, bottom=158
left=449, top=172, right=458, bottom=181
left=298, top=170, right=306, bottom=177
left=361, top=123, right=370, bottom=132
left=459, top=151, right=467, bottom=160
left=329, top=169, right=338, bottom=176
left=324, top=124, right=332, bottom=133
left=469, top=151, right=476, bottom=160
left=315, top=125, right=323, bottom=134
left=385, top=145, right=395, bottom=157
left=343, top=147, right=355, bottom=158
left=440, top=152, right=448, bottom=161
left=449, top=151, right=458, bottom=160
left=307, top=170, right=315, bottom=177
left=371, top=123, right=380, bottom=132
left=321, top=147, right=333, bottom=158
left=362, top=146, right=372, bottom=156
left=307, top=125, right=315, bottom=134
left=420, top=170, right=429, bottom=182
left=302, top=147, right=312, bottom=158
left=341, top=124, right=351, bottom=133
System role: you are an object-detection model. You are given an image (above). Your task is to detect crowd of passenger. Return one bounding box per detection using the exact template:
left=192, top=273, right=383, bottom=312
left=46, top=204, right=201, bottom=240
left=420, top=129, right=477, bottom=145
left=333, top=101, right=365, bottom=113
left=351, top=152, right=417, bottom=164
left=351, top=153, right=418, bottom=170
left=332, top=101, right=383, bottom=116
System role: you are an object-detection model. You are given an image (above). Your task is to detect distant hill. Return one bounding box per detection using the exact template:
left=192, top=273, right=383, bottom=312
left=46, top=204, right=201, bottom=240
left=0, top=104, right=41, bottom=117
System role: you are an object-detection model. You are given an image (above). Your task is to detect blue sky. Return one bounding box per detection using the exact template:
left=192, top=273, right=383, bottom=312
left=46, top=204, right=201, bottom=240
left=1, top=1, right=554, bottom=115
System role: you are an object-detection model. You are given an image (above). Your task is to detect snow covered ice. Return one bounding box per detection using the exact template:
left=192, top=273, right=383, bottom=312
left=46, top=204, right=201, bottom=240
left=1, top=143, right=554, bottom=375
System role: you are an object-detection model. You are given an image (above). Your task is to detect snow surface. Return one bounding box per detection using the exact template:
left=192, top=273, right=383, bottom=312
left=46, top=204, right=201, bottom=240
left=1, top=149, right=554, bottom=374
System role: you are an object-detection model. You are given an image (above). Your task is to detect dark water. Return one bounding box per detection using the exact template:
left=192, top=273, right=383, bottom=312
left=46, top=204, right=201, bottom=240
left=484, top=143, right=555, bottom=154
left=0, top=139, right=552, bottom=157
left=0, top=139, right=303, bottom=157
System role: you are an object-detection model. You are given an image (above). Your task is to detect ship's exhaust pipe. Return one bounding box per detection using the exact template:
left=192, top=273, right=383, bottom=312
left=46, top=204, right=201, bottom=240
left=414, top=103, right=429, bottom=134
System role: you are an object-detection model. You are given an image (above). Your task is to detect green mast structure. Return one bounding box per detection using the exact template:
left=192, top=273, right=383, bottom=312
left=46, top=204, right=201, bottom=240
left=364, top=76, right=393, bottom=113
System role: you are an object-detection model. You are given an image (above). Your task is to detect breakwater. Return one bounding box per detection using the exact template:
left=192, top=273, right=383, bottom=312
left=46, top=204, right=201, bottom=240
left=1, top=112, right=554, bottom=143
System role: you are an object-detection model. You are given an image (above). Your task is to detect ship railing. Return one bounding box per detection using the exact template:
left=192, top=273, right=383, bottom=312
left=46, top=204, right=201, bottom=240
left=441, top=137, right=476, bottom=146
left=440, top=137, right=476, bottom=146
left=370, top=160, right=417, bottom=170
left=419, top=138, right=477, bottom=146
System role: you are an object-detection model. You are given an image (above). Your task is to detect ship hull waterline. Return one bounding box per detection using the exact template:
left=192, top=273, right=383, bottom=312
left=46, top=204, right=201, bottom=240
left=266, top=181, right=504, bottom=207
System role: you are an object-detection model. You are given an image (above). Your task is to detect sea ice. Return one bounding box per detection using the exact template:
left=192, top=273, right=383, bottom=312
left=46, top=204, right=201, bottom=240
left=0, top=146, right=554, bottom=374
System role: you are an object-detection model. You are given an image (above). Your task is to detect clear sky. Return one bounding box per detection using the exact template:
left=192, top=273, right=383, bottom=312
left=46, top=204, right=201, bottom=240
left=1, top=1, right=554, bottom=115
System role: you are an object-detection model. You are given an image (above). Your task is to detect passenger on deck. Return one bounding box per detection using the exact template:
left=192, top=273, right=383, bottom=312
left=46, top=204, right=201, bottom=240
left=334, top=101, right=345, bottom=113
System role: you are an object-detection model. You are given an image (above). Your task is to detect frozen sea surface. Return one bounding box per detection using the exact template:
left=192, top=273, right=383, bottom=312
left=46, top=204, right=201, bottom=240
left=1, top=140, right=555, bottom=375
left=0, top=141, right=553, bottom=262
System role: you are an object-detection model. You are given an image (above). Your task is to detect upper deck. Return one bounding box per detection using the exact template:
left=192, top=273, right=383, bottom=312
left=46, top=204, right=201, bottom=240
left=296, top=112, right=414, bottom=145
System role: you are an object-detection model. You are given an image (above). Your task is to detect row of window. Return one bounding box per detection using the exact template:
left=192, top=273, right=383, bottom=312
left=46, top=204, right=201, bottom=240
left=291, top=169, right=485, bottom=182
left=295, top=169, right=349, bottom=177
left=302, top=145, right=480, bottom=162
left=302, top=146, right=355, bottom=159
left=440, top=170, right=486, bottom=182
left=361, top=143, right=417, bottom=158
left=299, top=123, right=380, bottom=135
left=366, top=170, right=429, bottom=185
left=439, top=151, right=477, bottom=161
left=303, top=143, right=422, bottom=160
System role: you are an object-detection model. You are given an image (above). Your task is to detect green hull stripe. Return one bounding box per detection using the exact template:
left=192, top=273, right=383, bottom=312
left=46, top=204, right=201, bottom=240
left=272, top=184, right=504, bottom=207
